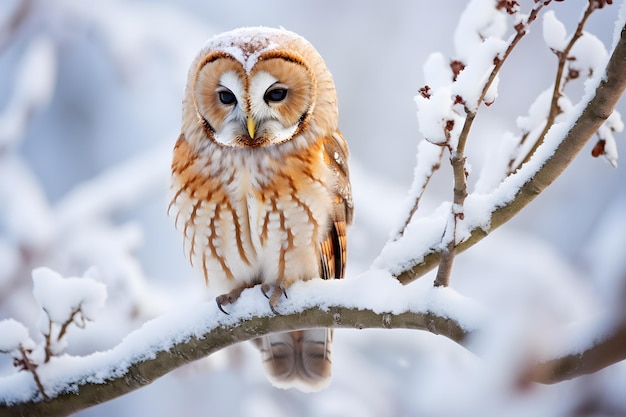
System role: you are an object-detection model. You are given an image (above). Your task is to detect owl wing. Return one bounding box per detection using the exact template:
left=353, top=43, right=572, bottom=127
left=319, top=129, right=353, bottom=280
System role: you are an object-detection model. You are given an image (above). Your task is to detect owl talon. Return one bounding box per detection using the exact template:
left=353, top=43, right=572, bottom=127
left=260, top=283, right=271, bottom=299
left=215, top=286, right=250, bottom=315
left=269, top=303, right=279, bottom=315
left=268, top=285, right=287, bottom=314
left=215, top=298, right=230, bottom=315
left=259, top=284, right=288, bottom=314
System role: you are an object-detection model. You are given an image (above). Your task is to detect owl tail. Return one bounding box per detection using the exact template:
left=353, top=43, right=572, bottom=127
left=253, top=329, right=333, bottom=392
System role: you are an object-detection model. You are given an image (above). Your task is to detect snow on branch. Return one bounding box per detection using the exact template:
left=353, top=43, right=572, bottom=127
left=0, top=268, right=106, bottom=405
left=3, top=267, right=625, bottom=416
left=0, top=271, right=480, bottom=416
left=378, top=3, right=626, bottom=284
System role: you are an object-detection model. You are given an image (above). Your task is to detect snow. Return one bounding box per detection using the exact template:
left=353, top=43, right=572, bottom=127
left=451, top=0, right=507, bottom=111
left=596, top=110, right=623, bottom=167
left=452, top=37, right=507, bottom=111
left=32, top=267, right=107, bottom=325
left=453, top=0, right=507, bottom=63
left=570, top=31, right=609, bottom=77
left=422, top=52, right=453, bottom=90
left=202, top=27, right=299, bottom=73
left=517, top=88, right=552, bottom=133
left=542, top=10, right=567, bottom=52
left=474, top=130, right=519, bottom=193
left=0, top=269, right=481, bottom=405
left=0, top=319, right=33, bottom=353
left=415, top=85, right=459, bottom=145
left=614, top=0, right=626, bottom=49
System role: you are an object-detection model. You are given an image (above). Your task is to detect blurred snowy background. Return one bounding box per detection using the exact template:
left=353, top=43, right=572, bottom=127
left=2, top=0, right=626, bottom=416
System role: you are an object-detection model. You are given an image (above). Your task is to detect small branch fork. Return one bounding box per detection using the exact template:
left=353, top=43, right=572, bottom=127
left=434, top=1, right=550, bottom=287
left=0, top=305, right=90, bottom=403
left=43, top=306, right=84, bottom=363
left=394, top=143, right=445, bottom=240
left=14, top=347, right=48, bottom=402
left=514, top=0, right=600, bottom=170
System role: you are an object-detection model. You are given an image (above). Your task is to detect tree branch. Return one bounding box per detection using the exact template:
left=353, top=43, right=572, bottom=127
left=0, top=278, right=476, bottom=417
left=531, top=321, right=626, bottom=384
left=3, top=277, right=626, bottom=416
left=517, top=0, right=597, bottom=169
left=396, top=22, right=626, bottom=284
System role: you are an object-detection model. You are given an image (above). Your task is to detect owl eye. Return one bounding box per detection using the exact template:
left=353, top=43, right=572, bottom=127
left=218, top=89, right=237, bottom=105
left=264, top=86, right=288, bottom=103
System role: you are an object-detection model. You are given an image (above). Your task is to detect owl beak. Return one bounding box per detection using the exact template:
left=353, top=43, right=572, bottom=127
left=247, top=117, right=256, bottom=139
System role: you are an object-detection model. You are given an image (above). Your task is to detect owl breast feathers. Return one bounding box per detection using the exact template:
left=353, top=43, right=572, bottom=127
left=170, top=27, right=352, bottom=392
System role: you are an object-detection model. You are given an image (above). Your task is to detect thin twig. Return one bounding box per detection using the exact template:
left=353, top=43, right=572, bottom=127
left=43, top=319, right=52, bottom=364
left=57, top=307, right=83, bottom=341
left=434, top=145, right=468, bottom=287
left=16, top=347, right=48, bottom=402
left=43, top=306, right=83, bottom=363
left=433, top=3, right=548, bottom=286
left=394, top=144, right=445, bottom=240
left=516, top=0, right=598, bottom=169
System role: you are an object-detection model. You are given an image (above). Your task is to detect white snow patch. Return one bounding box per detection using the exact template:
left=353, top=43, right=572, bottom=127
left=415, top=86, right=457, bottom=145
left=32, top=267, right=107, bottom=325
left=203, top=27, right=303, bottom=73
left=542, top=10, right=567, bottom=52
left=423, top=52, right=453, bottom=90
left=474, top=130, right=519, bottom=193
left=454, top=0, right=507, bottom=63
left=569, top=32, right=608, bottom=77
left=0, top=319, right=34, bottom=353
left=452, top=37, right=507, bottom=111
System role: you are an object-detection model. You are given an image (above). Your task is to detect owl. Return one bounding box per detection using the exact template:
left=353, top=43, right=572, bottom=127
left=169, top=27, right=353, bottom=392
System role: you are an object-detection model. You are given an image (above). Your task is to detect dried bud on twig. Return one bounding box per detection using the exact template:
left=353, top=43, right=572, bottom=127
left=591, top=0, right=613, bottom=9
left=496, top=0, right=520, bottom=14
left=419, top=85, right=431, bottom=99
left=445, top=119, right=455, bottom=133
left=591, top=139, right=606, bottom=157
left=566, top=68, right=580, bottom=82
left=450, top=60, right=465, bottom=81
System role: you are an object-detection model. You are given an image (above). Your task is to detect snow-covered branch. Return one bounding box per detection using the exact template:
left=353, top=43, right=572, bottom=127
left=385, top=19, right=626, bottom=284
left=3, top=269, right=626, bottom=416
left=0, top=273, right=478, bottom=416
left=531, top=320, right=626, bottom=384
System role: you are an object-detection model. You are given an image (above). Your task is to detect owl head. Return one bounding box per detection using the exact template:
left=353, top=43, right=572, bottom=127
left=183, top=27, right=338, bottom=149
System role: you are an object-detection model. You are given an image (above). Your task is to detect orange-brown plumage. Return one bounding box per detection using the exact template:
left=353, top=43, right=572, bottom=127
left=170, top=27, right=352, bottom=392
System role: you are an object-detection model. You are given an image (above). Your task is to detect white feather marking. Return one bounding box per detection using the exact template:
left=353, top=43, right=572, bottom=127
left=249, top=71, right=299, bottom=144
left=214, top=71, right=246, bottom=146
